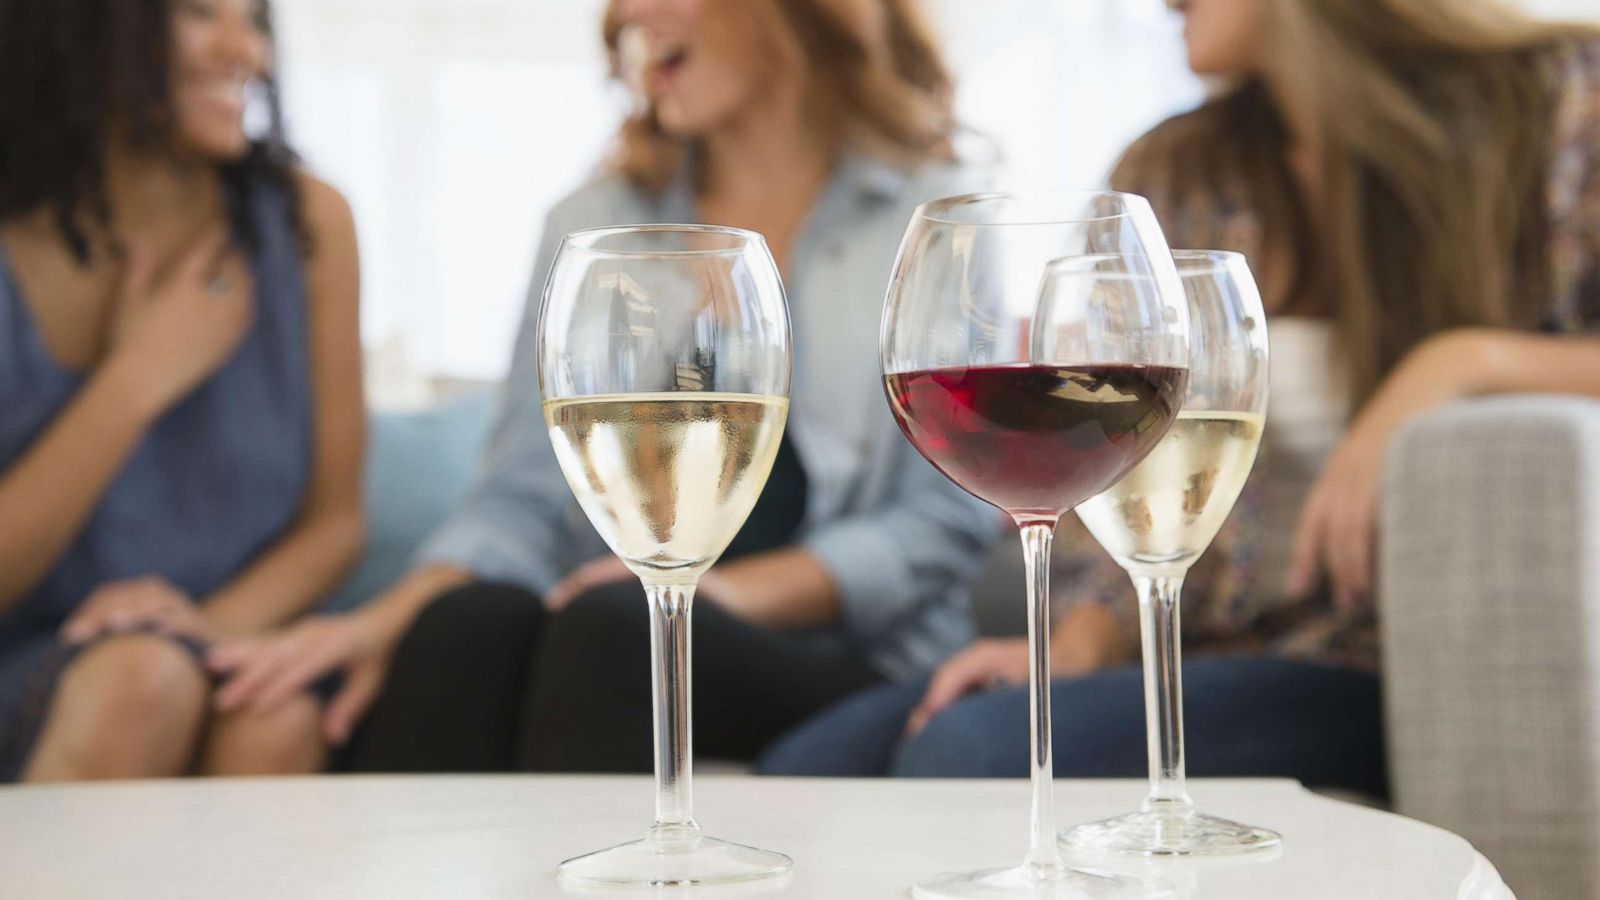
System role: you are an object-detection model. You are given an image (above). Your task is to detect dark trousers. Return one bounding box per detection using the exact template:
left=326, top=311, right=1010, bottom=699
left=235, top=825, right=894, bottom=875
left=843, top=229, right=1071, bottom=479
left=339, top=581, right=882, bottom=773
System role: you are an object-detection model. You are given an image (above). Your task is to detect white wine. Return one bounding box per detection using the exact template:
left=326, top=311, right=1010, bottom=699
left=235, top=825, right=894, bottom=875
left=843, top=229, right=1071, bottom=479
left=545, top=392, right=789, bottom=582
left=1075, top=410, right=1263, bottom=573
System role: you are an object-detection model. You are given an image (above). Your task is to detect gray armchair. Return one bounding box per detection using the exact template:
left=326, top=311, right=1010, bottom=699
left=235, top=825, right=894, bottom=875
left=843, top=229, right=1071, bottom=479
left=1382, top=395, right=1600, bottom=900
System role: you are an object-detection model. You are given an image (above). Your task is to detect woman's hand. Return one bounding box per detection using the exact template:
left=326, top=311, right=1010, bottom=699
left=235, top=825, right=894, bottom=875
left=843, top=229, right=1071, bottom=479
left=543, top=555, right=634, bottom=612
left=59, top=576, right=211, bottom=645
left=106, top=232, right=255, bottom=415
left=905, top=638, right=1029, bottom=736
left=905, top=602, right=1129, bottom=735
left=1286, top=330, right=1490, bottom=610
left=208, top=612, right=392, bottom=747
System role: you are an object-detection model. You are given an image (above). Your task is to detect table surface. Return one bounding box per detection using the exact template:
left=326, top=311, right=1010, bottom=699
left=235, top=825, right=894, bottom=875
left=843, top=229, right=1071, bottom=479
left=0, top=776, right=1511, bottom=900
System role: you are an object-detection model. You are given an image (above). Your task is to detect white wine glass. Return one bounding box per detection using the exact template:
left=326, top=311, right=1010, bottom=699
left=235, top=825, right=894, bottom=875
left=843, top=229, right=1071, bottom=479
left=882, top=192, right=1189, bottom=899
left=1059, top=251, right=1279, bottom=857
left=538, top=225, right=793, bottom=887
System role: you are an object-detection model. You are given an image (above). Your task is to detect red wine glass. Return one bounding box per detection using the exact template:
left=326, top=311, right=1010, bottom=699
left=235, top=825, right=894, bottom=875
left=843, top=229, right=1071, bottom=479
left=880, top=192, right=1190, bottom=899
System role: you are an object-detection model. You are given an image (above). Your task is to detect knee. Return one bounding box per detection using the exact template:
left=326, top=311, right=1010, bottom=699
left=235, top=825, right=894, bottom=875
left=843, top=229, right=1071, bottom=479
left=59, top=634, right=209, bottom=726
left=547, top=582, right=647, bottom=645
left=203, top=695, right=325, bottom=776
left=893, top=700, right=1025, bottom=778
left=756, top=682, right=926, bottom=777
left=532, top=583, right=649, bottom=699
left=402, top=582, right=543, bottom=654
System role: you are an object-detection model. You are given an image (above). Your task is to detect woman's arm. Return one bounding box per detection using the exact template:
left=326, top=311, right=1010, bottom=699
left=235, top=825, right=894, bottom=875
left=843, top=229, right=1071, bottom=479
left=699, top=548, right=839, bottom=629
left=0, top=359, right=167, bottom=614
left=0, top=234, right=255, bottom=614
left=201, top=173, right=367, bottom=637
left=1286, top=328, right=1600, bottom=607
left=550, top=451, right=1002, bottom=632
left=1429, top=328, right=1600, bottom=397
left=611, top=433, right=1002, bottom=633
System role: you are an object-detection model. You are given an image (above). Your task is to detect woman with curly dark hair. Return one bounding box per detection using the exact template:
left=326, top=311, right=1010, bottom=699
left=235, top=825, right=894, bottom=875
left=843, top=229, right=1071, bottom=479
left=0, top=0, right=365, bottom=781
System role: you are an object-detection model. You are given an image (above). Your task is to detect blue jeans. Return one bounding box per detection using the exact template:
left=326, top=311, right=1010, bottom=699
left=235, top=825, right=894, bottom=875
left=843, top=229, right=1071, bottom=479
left=756, top=657, right=1388, bottom=799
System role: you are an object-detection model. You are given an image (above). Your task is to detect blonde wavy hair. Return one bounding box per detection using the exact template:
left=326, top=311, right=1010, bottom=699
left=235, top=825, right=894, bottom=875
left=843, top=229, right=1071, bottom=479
left=1117, top=0, right=1599, bottom=400
left=602, top=0, right=956, bottom=192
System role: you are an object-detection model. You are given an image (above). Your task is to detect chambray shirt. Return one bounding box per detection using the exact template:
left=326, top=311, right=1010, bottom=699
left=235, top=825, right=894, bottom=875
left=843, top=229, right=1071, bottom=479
left=417, top=152, right=1001, bottom=679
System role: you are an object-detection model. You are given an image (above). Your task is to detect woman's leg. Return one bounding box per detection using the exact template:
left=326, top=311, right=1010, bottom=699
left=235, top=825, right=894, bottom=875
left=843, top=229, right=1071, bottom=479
left=892, top=657, right=1387, bottom=798
left=199, top=694, right=326, bottom=776
left=336, top=582, right=546, bottom=773
left=22, top=633, right=210, bottom=781
left=755, top=679, right=928, bottom=776
left=518, top=581, right=881, bottom=772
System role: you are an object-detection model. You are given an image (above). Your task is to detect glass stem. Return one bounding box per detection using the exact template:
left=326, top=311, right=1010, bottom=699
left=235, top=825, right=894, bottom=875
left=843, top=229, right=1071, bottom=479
left=644, top=581, right=699, bottom=839
left=1018, top=521, right=1065, bottom=880
left=1134, top=573, right=1194, bottom=813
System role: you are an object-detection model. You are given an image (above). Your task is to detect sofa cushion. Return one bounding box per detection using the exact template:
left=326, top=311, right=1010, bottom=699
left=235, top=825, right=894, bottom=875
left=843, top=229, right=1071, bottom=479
left=323, top=391, right=497, bottom=612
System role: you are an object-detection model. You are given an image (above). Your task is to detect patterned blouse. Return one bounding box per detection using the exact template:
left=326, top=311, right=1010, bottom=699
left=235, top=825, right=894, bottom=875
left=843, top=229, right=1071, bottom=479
left=1054, top=39, right=1600, bottom=672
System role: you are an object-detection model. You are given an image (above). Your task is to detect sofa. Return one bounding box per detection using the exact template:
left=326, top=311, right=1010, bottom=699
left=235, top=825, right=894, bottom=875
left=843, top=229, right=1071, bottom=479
left=342, top=391, right=1600, bottom=899
left=1381, top=395, right=1600, bottom=900
left=324, top=391, right=496, bottom=613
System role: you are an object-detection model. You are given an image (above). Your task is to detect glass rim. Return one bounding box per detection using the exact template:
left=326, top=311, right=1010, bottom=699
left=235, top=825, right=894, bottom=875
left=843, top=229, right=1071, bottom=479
left=1171, top=249, right=1248, bottom=277
left=1041, top=249, right=1249, bottom=282
left=559, top=223, right=769, bottom=258
left=912, top=190, right=1153, bottom=227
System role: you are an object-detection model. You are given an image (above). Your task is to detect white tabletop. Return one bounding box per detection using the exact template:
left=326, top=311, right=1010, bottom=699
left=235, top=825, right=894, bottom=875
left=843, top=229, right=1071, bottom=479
left=0, top=776, right=1510, bottom=899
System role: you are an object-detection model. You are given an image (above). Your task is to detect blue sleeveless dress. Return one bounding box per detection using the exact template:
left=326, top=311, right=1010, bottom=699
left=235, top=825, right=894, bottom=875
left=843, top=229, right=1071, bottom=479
left=0, top=174, right=313, bottom=779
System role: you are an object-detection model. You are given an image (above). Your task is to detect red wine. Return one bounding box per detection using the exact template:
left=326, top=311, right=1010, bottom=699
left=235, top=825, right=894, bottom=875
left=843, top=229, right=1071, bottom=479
left=885, top=363, right=1187, bottom=520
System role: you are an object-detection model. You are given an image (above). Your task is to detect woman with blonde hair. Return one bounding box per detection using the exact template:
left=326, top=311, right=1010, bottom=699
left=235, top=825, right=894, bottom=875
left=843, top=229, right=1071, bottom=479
left=209, top=0, right=999, bottom=771
left=761, top=0, right=1600, bottom=790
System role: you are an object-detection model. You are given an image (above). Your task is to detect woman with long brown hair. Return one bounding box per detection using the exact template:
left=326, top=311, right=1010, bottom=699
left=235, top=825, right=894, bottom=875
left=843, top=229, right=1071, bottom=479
left=207, top=0, right=999, bottom=771
left=760, top=0, right=1600, bottom=791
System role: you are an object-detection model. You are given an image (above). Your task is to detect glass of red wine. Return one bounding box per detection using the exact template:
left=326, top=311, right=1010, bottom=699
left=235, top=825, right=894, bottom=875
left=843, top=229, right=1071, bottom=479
left=881, top=192, right=1190, bottom=900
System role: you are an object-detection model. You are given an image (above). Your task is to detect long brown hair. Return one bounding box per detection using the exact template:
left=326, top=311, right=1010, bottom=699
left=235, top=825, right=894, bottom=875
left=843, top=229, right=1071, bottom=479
left=602, top=0, right=956, bottom=192
left=1115, top=0, right=1598, bottom=400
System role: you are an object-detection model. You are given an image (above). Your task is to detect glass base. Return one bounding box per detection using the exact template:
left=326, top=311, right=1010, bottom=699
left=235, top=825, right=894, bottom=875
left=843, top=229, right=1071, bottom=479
left=1060, top=808, right=1282, bottom=858
left=912, top=864, right=1169, bottom=899
left=557, top=826, right=793, bottom=888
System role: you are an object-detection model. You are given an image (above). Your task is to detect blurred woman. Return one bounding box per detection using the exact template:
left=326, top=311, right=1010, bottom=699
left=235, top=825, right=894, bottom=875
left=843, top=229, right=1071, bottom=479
left=210, top=0, right=997, bottom=772
left=760, top=0, right=1600, bottom=791
left=0, top=0, right=364, bottom=781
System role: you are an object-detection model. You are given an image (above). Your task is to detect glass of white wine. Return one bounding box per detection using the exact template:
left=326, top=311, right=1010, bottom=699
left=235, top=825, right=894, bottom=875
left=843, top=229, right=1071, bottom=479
left=538, top=224, right=793, bottom=887
left=1056, top=251, right=1281, bottom=858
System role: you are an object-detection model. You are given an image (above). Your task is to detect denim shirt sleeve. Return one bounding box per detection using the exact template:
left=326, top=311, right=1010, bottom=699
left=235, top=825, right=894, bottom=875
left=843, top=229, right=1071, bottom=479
left=804, top=444, right=1000, bottom=645
left=796, top=157, right=1002, bottom=658
left=413, top=213, right=574, bottom=592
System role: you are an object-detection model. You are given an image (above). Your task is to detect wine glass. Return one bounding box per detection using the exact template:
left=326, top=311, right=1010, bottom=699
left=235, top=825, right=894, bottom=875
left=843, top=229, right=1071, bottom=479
left=881, top=192, right=1189, bottom=899
left=538, top=224, right=793, bottom=887
left=1059, top=251, right=1279, bottom=857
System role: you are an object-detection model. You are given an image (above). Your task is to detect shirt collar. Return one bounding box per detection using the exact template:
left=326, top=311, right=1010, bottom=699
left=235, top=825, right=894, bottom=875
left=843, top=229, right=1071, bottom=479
left=651, top=145, right=914, bottom=219
left=834, top=148, right=912, bottom=203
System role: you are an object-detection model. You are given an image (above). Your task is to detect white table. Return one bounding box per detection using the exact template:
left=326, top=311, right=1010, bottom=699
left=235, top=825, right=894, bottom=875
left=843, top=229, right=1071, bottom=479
left=0, top=776, right=1510, bottom=899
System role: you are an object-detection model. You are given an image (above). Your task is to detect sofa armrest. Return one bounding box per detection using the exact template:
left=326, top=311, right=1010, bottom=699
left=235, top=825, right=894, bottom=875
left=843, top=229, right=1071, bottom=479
left=1380, top=394, right=1600, bottom=900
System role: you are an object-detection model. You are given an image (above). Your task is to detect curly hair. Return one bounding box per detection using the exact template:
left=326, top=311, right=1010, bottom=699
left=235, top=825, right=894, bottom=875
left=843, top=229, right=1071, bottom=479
left=0, top=0, right=301, bottom=264
left=602, top=0, right=956, bottom=192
